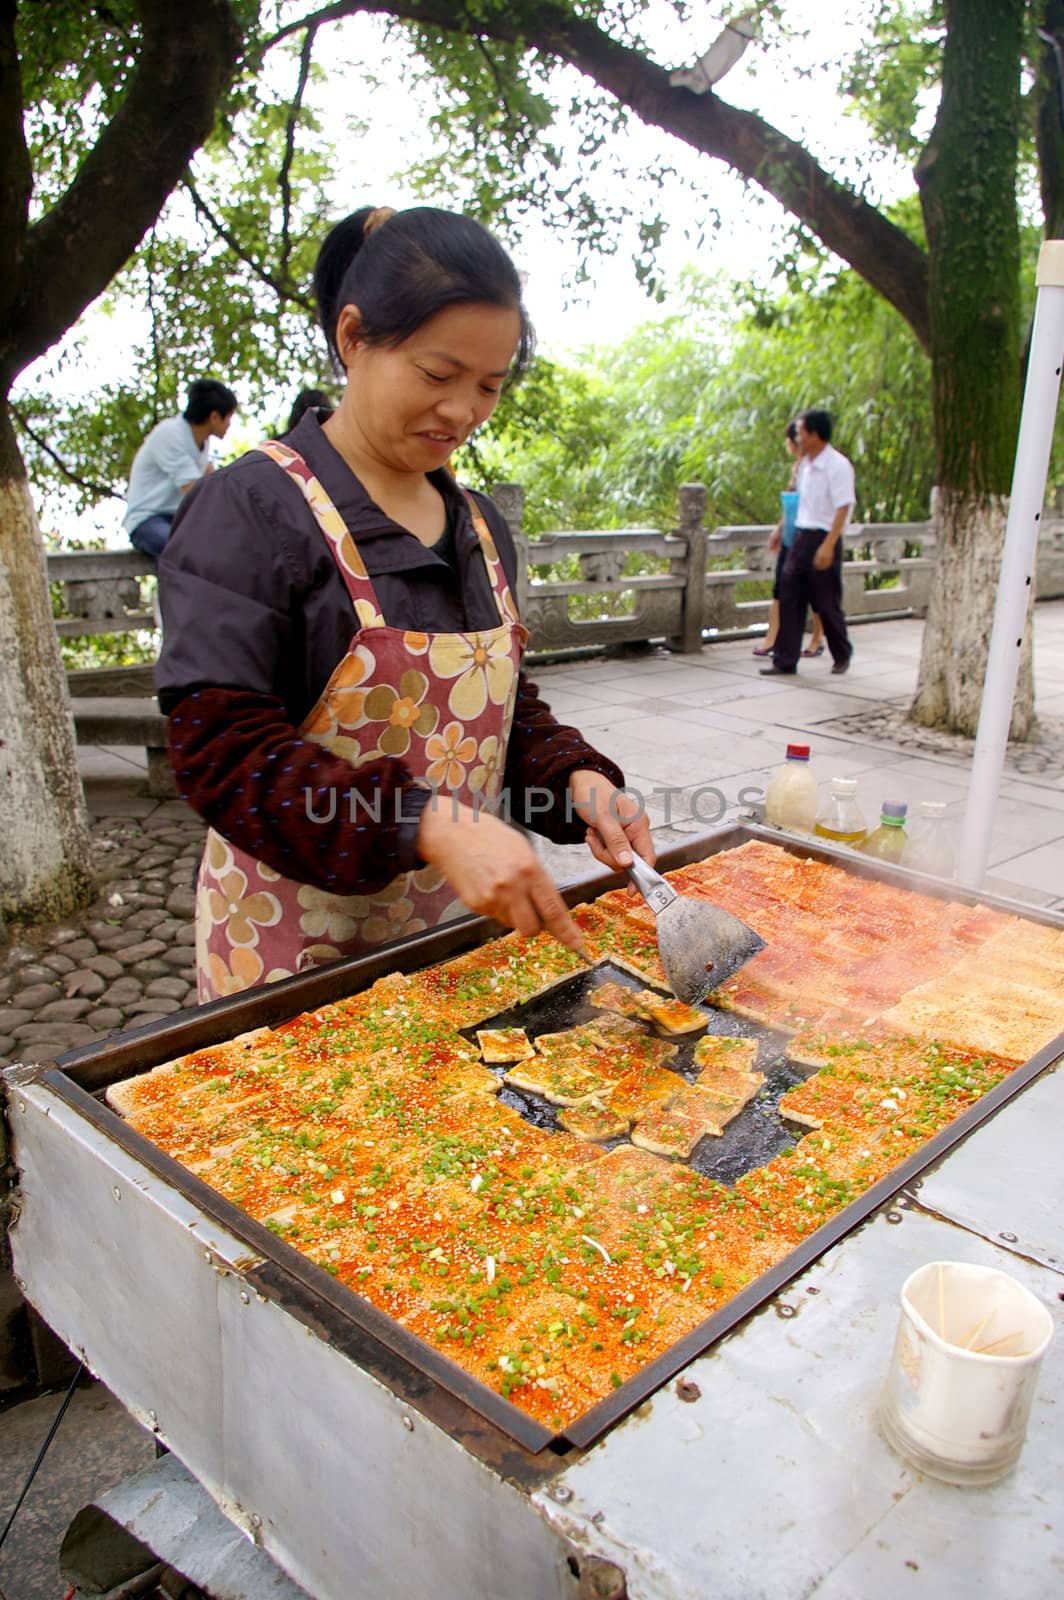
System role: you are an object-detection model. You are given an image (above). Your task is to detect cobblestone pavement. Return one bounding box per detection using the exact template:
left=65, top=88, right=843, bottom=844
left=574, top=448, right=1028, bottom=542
left=0, top=809, right=205, bottom=1068
left=823, top=705, right=1064, bottom=782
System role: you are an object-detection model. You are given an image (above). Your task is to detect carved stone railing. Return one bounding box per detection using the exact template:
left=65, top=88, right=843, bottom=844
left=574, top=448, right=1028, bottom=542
left=48, top=549, right=156, bottom=639
left=47, top=493, right=1064, bottom=670
left=700, top=518, right=938, bottom=638
left=496, top=484, right=706, bottom=655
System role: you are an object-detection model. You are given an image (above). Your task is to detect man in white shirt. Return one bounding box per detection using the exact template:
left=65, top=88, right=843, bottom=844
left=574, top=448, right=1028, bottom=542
left=761, top=409, right=854, bottom=677
left=124, top=379, right=237, bottom=559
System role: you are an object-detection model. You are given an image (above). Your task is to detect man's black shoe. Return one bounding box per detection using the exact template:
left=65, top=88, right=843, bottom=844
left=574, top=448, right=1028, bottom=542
left=759, top=665, right=797, bottom=676
left=831, top=659, right=851, bottom=676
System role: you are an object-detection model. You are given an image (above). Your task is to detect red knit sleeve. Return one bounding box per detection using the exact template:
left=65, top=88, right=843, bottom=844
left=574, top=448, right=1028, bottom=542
left=167, top=688, right=426, bottom=892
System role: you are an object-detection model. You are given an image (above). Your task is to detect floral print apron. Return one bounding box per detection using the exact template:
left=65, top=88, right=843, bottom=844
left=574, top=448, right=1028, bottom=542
left=195, top=441, right=526, bottom=1000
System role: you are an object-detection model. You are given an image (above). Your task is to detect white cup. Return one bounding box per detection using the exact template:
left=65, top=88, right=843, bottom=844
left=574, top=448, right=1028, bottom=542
left=879, top=1260, right=1054, bottom=1485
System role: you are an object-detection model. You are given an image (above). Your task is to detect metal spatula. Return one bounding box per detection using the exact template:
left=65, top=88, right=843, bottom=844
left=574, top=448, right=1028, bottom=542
left=626, top=855, right=765, bottom=1004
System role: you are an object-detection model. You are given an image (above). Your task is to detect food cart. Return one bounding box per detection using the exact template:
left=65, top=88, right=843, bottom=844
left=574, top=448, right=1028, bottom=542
left=5, top=827, right=1062, bottom=1600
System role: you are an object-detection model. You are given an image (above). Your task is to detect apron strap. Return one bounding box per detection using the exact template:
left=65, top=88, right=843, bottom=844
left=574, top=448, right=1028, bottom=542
left=256, top=440, right=385, bottom=628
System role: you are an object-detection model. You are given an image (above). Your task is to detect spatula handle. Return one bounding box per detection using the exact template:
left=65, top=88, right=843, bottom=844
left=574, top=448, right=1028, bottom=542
left=626, top=854, right=677, bottom=916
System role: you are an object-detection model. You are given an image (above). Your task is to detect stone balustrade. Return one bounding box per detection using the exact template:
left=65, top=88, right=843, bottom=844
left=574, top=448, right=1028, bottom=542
left=47, top=490, right=1064, bottom=666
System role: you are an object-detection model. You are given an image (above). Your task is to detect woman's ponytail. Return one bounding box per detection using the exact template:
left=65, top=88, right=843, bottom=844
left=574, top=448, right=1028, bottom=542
left=313, top=207, right=375, bottom=366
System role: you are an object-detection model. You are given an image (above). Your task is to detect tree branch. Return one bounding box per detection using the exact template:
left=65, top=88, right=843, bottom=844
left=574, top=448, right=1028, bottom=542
left=279, top=22, right=320, bottom=281
left=2, top=0, right=243, bottom=384
left=263, top=2, right=355, bottom=52
left=471, top=33, right=516, bottom=124
left=293, top=0, right=931, bottom=349
left=0, top=0, right=33, bottom=332
left=9, top=402, right=122, bottom=500
left=183, top=178, right=315, bottom=310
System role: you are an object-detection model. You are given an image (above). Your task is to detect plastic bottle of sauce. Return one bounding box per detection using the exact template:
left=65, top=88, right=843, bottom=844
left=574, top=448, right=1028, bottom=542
left=814, top=776, right=868, bottom=846
left=904, top=799, right=956, bottom=878
left=764, top=743, right=818, bottom=834
left=859, top=801, right=909, bottom=863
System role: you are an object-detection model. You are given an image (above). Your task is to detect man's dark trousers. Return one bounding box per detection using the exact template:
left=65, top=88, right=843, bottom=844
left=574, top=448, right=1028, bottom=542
left=773, top=527, right=852, bottom=672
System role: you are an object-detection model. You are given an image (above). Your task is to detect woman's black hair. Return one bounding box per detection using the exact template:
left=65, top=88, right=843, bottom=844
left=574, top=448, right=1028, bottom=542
left=785, top=419, right=799, bottom=443
left=313, top=205, right=534, bottom=380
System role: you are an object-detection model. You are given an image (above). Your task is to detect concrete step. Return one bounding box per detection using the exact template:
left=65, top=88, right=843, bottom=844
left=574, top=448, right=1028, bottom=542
left=71, top=698, right=174, bottom=800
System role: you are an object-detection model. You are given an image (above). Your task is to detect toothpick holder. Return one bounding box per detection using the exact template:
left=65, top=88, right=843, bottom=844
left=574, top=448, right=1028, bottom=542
left=879, top=1260, right=1054, bottom=1485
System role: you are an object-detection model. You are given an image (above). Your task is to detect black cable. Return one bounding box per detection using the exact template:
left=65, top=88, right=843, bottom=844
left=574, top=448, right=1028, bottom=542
left=0, top=1361, right=85, bottom=1557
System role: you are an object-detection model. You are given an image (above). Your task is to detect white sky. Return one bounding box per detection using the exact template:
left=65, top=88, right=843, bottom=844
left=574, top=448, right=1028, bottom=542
left=25, top=2, right=920, bottom=541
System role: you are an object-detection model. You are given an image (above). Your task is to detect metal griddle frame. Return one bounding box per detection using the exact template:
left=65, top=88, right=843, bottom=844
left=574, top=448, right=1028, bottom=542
left=21, top=823, right=1064, bottom=1461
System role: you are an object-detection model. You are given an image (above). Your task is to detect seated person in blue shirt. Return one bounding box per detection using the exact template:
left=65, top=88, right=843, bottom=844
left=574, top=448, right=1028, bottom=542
left=124, top=379, right=238, bottom=559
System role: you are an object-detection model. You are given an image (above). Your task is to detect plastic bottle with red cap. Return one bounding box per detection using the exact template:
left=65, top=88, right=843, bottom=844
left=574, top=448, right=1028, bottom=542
left=763, top=742, right=818, bottom=833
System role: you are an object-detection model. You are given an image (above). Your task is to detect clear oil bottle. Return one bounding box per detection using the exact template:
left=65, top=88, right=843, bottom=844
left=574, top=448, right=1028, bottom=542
left=814, top=776, right=867, bottom=846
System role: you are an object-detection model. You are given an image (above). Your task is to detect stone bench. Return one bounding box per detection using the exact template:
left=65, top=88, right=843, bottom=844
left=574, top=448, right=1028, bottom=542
left=71, top=697, right=174, bottom=799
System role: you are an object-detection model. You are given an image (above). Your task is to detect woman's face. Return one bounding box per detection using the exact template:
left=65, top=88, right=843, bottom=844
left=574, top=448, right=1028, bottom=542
left=336, top=301, right=521, bottom=474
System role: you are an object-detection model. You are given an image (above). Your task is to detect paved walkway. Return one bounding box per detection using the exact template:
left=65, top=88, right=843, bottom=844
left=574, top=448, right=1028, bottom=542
left=1, top=604, right=1063, bottom=1597
left=532, top=603, right=1064, bottom=907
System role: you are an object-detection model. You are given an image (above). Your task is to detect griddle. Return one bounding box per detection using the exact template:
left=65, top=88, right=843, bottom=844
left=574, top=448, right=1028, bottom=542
left=24, top=824, right=1064, bottom=1460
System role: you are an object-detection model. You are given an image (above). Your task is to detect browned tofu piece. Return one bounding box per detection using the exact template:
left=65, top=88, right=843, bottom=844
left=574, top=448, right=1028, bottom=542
left=605, top=1064, right=682, bottom=1122
left=637, top=993, right=708, bottom=1036
left=631, top=1109, right=711, bottom=1159
left=504, top=1053, right=618, bottom=1108
left=557, top=1102, right=632, bottom=1142
left=631, top=1083, right=723, bottom=1158
left=692, top=1034, right=760, bottom=1072
left=590, top=980, right=707, bottom=1036
left=587, top=980, right=644, bottom=1019
left=691, top=1061, right=764, bottom=1110
left=476, top=1026, right=535, bottom=1064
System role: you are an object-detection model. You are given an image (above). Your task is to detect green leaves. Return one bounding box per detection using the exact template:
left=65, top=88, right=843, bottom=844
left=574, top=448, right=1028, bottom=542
left=842, top=1, right=946, bottom=162
left=465, top=262, right=936, bottom=536
left=13, top=16, right=338, bottom=516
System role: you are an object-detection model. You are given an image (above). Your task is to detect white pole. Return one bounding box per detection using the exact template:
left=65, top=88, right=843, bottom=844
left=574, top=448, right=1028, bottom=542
left=957, top=242, right=1064, bottom=889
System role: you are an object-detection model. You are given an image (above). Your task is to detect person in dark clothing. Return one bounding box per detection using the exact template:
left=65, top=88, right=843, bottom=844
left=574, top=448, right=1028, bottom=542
left=752, top=420, right=824, bottom=659
left=286, top=387, right=334, bottom=432
left=760, top=409, right=854, bottom=678
left=158, top=204, right=651, bottom=1001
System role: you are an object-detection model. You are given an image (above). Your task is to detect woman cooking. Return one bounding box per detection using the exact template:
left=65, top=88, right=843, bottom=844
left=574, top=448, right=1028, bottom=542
left=157, top=204, right=652, bottom=1000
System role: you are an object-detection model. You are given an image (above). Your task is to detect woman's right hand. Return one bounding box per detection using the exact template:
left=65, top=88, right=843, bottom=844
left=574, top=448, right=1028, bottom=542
left=417, top=800, right=586, bottom=954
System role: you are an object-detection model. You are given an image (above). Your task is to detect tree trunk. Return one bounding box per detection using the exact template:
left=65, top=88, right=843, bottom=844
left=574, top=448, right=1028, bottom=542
left=1036, top=0, right=1064, bottom=239
left=0, top=1, right=242, bottom=933
left=0, top=403, right=94, bottom=927
left=912, top=0, right=1027, bottom=735
left=912, top=489, right=1033, bottom=737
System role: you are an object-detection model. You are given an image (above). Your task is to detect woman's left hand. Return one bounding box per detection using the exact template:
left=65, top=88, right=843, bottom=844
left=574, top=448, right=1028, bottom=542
left=568, top=769, right=655, bottom=872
